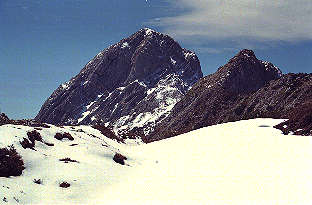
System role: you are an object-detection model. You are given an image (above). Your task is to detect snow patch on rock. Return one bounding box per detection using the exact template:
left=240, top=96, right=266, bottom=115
left=61, top=81, right=71, bottom=90
left=261, top=60, right=282, bottom=77
left=78, top=110, right=90, bottom=123
left=170, top=57, right=176, bottom=65
left=121, top=42, right=130, bottom=49
left=112, top=74, right=186, bottom=135
left=183, top=50, right=196, bottom=59
left=144, top=28, right=154, bottom=36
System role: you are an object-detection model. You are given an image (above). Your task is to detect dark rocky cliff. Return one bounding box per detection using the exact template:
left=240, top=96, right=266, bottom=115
left=35, top=28, right=203, bottom=135
left=149, top=49, right=283, bottom=141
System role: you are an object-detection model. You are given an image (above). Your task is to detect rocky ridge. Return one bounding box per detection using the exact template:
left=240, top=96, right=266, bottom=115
left=35, top=28, right=203, bottom=135
left=149, top=49, right=283, bottom=141
left=34, top=28, right=312, bottom=142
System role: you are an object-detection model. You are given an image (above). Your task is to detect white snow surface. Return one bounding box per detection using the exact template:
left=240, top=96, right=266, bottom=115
left=61, top=83, right=68, bottom=90
left=77, top=110, right=90, bottom=123
left=0, top=124, right=134, bottom=204
left=121, top=42, right=130, bottom=49
left=111, top=103, right=119, bottom=114
left=144, top=28, right=154, bottom=36
left=91, top=116, right=97, bottom=121
left=183, top=50, right=196, bottom=59
left=1, top=118, right=312, bottom=204
left=116, top=86, right=126, bottom=91
left=170, top=56, right=176, bottom=65
left=60, top=81, right=72, bottom=90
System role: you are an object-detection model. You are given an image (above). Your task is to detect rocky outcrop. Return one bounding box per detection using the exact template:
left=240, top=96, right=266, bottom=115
left=35, top=28, right=203, bottom=135
left=0, top=113, right=10, bottom=126
left=0, top=113, right=50, bottom=128
left=274, top=99, right=312, bottom=136
left=149, top=49, right=282, bottom=141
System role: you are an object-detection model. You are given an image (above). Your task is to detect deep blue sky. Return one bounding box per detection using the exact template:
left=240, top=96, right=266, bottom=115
left=1, top=0, right=312, bottom=119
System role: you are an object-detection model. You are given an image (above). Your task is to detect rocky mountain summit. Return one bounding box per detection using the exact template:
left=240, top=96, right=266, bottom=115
left=35, top=28, right=203, bottom=135
left=149, top=49, right=283, bottom=141
left=34, top=28, right=312, bottom=142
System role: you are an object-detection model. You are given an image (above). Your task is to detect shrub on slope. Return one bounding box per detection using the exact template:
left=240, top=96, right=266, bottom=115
left=0, top=145, right=25, bottom=177
left=113, top=153, right=127, bottom=165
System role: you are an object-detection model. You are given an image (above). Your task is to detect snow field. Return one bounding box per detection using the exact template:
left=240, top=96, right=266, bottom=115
left=1, top=118, right=312, bottom=204
left=94, top=119, right=312, bottom=205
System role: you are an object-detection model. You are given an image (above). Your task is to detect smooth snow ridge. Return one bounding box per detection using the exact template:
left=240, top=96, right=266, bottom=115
left=2, top=118, right=312, bottom=204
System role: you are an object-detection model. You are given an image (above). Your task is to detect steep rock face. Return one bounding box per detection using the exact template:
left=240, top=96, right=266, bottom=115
left=232, top=73, right=312, bottom=119
left=240, top=73, right=312, bottom=136
left=35, top=28, right=203, bottom=135
left=149, top=49, right=282, bottom=141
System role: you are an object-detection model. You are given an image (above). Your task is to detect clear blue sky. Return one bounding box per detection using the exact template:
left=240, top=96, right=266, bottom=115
left=1, top=0, right=312, bottom=119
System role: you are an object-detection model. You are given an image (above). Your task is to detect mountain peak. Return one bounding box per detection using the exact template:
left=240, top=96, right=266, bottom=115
left=226, top=49, right=258, bottom=65
left=35, top=28, right=203, bottom=134
left=130, top=28, right=163, bottom=41
left=142, top=27, right=157, bottom=35
left=219, top=49, right=282, bottom=94
left=149, top=49, right=283, bottom=141
left=237, top=49, right=256, bottom=58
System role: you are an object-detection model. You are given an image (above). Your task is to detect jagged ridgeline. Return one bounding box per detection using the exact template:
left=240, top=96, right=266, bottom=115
left=38, top=27, right=312, bottom=142
left=149, top=49, right=283, bottom=141
left=35, top=28, right=203, bottom=135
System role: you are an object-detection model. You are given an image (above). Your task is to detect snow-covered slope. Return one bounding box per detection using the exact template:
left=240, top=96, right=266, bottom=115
left=1, top=118, right=312, bottom=204
left=0, top=124, right=139, bottom=204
